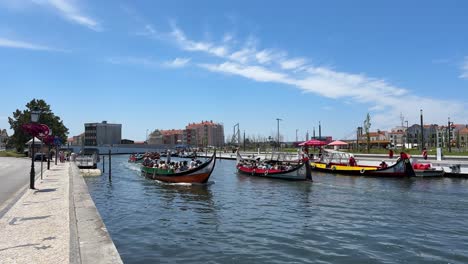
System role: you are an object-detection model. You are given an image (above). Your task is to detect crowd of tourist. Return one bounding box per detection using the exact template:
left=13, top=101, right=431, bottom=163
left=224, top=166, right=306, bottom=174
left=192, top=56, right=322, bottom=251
left=129, top=151, right=203, bottom=173
left=237, top=159, right=295, bottom=171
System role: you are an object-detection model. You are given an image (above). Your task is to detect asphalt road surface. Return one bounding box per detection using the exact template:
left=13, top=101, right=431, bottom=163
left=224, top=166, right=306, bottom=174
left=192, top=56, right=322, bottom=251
left=0, top=157, right=45, bottom=208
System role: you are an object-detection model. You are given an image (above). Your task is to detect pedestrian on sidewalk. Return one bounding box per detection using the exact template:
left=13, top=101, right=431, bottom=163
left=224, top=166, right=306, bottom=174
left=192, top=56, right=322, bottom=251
left=388, top=149, right=394, bottom=159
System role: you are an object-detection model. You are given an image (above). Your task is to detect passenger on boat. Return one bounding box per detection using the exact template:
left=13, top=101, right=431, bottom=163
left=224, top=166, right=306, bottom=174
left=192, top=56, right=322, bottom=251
left=399, top=152, right=409, bottom=160
left=348, top=155, right=357, bottom=166
left=190, top=158, right=197, bottom=168
left=179, top=161, right=189, bottom=171
left=379, top=160, right=388, bottom=168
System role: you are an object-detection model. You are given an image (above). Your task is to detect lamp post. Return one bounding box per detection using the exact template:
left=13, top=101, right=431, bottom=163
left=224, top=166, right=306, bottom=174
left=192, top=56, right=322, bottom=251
left=420, top=109, right=425, bottom=150
left=47, top=129, right=52, bottom=170
left=276, top=118, right=282, bottom=150
left=296, top=129, right=298, bottom=142
left=29, top=109, right=40, bottom=189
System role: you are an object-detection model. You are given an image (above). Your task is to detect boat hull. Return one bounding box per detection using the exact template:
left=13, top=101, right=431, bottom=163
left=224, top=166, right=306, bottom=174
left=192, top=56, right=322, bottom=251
left=237, top=163, right=309, bottom=181
left=414, top=169, right=445, bottom=177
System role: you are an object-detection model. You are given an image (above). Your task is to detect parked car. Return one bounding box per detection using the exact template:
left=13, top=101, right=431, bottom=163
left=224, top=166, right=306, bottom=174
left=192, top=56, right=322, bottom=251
left=34, top=153, right=48, bottom=161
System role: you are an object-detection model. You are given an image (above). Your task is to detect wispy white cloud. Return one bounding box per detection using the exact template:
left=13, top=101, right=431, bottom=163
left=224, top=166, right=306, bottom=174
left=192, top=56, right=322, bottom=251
left=460, top=56, right=468, bottom=79
left=12, top=0, right=101, bottom=31
left=0, top=37, right=57, bottom=51
left=280, top=57, right=306, bottom=70
left=200, top=62, right=293, bottom=83
left=161, top=25, right=467, bottom=128
left=107, top=56, right=190, bottom=69
left=107, top=56, right=159, bottom=68
left=162, top=57, right=190, bottom=68
left=170, top=24, right=228, bottom=57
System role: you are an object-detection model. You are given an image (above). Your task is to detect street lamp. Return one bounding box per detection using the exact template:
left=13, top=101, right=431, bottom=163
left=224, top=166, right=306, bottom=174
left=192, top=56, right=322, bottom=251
left=296, top=129, right=298, bottom=142
left=30, top=109, right=40, bottom=189
left=276, top=118, right=282, bottom=150
left=47, top=129, right=52, bottom=170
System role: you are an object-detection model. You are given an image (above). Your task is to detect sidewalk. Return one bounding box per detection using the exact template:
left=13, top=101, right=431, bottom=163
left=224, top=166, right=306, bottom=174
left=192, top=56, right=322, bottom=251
left=0, top=161, right=122, bottom=264
left=0, top=162, right=70, bottom=263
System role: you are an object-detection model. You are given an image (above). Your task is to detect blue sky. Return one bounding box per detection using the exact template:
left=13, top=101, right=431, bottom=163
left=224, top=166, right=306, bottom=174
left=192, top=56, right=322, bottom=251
left=1, top=0, right=467, bottom=142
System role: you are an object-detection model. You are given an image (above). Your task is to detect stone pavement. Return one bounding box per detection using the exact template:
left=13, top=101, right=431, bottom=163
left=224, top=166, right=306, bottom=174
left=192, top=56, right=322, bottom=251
left=0, top=161, right=122, bottom=264
left=0, top=162, right=69, bottom=263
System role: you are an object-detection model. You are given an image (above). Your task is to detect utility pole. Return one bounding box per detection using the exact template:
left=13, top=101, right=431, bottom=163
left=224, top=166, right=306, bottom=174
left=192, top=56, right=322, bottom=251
left=420, top=109, right=425, bottom=150
left=296, top=129, right=298, bottom=142
left=243, top=130, right=246, bottom=151
left=405, top=120, right=409, bottom=149
left=357, top=127, right=362, bottom=151
left=276, top=118, right=282, bottom=150
left=319, top=121, right=322, bottom=139
left=448, top=117, right=452, bottom=152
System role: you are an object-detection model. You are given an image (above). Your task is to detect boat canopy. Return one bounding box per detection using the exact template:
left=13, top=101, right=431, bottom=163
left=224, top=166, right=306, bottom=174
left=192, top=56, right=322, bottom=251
left=319, top=149, right=352, bottom=164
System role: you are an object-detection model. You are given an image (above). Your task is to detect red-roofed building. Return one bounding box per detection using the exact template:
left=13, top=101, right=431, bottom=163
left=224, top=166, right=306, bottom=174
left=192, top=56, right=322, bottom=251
left=458, top=127, right=468, bottom=148
left=184, top=120, right=224, bottom=147
left=161, top=129, right=184, bottom=145
left=148, top=121, right=224, bottom=147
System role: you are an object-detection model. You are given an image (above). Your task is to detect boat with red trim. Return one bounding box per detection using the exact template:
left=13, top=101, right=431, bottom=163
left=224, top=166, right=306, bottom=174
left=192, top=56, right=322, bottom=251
left=236, top=151, right=312, bottom=181
left=141, top=151, right=216, bottom=183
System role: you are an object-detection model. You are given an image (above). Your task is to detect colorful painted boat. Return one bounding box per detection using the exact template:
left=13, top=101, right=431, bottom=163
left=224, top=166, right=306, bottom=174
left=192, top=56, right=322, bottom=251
left=236, top=151, right=312, bottom=181
left=310, top=150, right=415, bottom=177
left=141, top=151, right=216, bottom=183
left=128, top=154, right=144, bottom=163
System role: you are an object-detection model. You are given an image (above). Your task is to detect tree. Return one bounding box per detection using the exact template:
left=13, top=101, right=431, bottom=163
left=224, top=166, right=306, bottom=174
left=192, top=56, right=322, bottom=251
left=8, top=99, right=69, bottom=152
left=364, top=113, right=371, bottom=153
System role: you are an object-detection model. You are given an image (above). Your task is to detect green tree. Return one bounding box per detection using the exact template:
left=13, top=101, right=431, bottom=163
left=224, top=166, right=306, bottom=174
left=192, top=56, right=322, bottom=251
left=8, top=99, right=69, bottom=152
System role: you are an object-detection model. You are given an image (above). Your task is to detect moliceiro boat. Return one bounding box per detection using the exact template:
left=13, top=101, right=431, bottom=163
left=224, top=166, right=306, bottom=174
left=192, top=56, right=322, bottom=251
left=236, top=151, right=312, bottom=181
left=141, top=151, right=216, bottom=183
left=128, top=154, right=145, bottom=163
left=310, top=150, right=415, bottom=177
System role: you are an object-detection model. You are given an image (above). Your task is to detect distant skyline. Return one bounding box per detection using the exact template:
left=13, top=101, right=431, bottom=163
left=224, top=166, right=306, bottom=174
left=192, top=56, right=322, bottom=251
left=1, top=1, right=467, bottom=141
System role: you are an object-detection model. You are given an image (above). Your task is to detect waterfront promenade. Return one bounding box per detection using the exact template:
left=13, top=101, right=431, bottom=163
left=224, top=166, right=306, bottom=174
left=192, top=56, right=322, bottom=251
left=0, top=160, right=122, bottom=264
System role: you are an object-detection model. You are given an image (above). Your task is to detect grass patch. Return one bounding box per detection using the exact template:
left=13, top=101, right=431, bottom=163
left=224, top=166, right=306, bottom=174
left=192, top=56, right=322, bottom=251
left=0, top=150, right=27, bottom=158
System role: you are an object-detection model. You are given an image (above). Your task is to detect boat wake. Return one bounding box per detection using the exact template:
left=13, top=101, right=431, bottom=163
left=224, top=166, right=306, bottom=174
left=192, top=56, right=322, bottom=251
left=123, top=162, right=141, bottom=172
left=153, top=180, right=215, bottom=186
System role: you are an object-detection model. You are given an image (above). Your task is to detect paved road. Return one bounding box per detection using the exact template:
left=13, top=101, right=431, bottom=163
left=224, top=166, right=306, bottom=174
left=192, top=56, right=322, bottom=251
left=0, top=157, right=46, bottom=208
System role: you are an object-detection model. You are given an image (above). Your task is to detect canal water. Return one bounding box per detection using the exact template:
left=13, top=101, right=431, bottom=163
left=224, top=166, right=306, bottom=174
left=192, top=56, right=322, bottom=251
left=85, top=155, right=468, bottom=264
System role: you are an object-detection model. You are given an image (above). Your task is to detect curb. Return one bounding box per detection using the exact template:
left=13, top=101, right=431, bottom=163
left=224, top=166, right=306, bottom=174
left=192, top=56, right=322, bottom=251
left=69, top=163, right=123, bottom=264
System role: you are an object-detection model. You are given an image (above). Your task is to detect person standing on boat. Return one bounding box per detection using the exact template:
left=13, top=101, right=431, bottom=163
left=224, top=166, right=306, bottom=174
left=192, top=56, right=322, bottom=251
left=422, top=148, right=428, bottom=160
left=379, top=160, right=388, bottom=168
left=348, top=155, right=357, bottom=166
